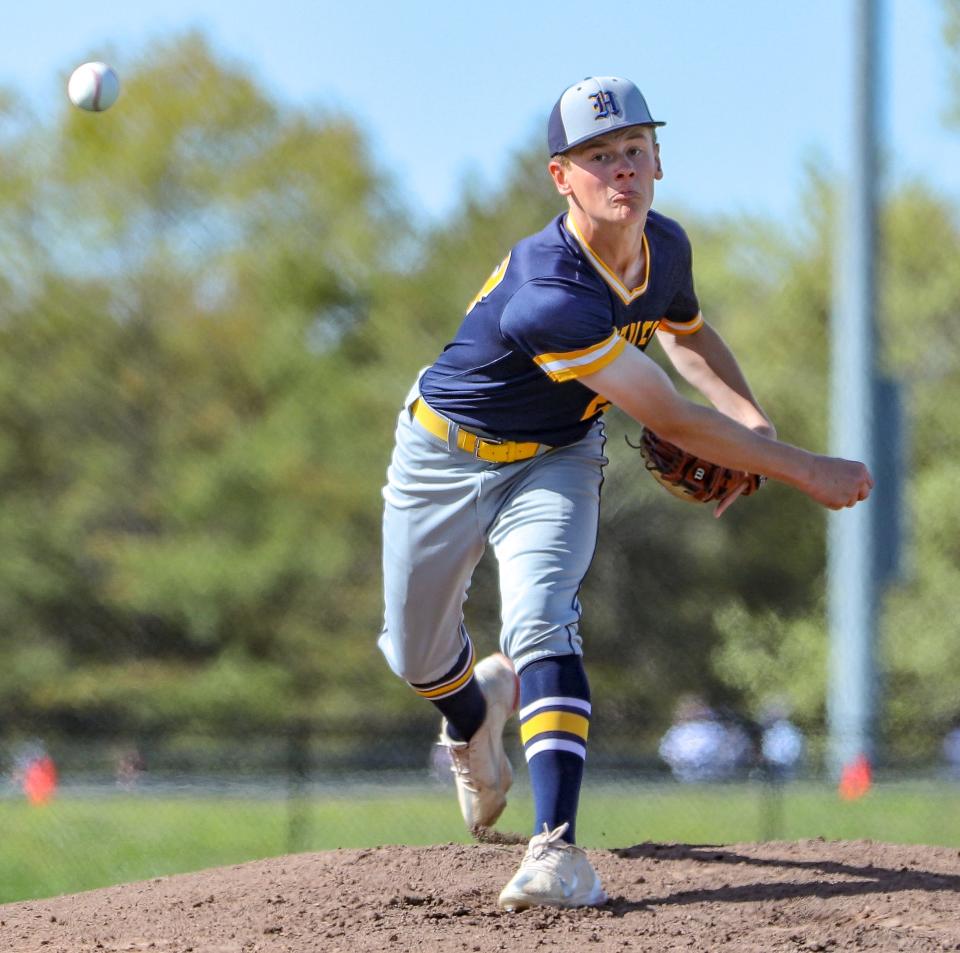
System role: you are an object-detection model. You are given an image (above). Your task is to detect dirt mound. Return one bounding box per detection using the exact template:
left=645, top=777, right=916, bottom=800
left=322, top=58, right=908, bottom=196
left=3, top=838, right=959, bottom=952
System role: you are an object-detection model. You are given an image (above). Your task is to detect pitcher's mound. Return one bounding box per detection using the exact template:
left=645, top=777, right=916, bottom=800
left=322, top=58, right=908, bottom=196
left=3, top=838, right=958, bottom=952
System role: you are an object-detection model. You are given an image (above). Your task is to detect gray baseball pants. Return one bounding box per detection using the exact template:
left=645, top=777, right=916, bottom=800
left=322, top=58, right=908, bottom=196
left=378, top=381, right=607, bottom=683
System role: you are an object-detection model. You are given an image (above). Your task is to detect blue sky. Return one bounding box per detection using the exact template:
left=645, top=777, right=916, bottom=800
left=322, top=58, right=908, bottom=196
left=5, top=0, right=959, bottom=226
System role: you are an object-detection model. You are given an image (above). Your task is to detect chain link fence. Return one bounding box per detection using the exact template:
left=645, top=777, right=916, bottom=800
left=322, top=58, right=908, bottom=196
left=4, top=719, right=960, bottom=904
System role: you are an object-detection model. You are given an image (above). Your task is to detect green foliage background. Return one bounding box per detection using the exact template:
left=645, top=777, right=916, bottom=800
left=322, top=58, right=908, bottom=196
left=0, top=28, right=958, bottom=759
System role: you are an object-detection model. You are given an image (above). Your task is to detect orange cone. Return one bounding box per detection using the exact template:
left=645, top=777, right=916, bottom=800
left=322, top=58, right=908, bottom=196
left=838, top=753, right=872, bottom=800
left=23, top=755, right=58, bottom=805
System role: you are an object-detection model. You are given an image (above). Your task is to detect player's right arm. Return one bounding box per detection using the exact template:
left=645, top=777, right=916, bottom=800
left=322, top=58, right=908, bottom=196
left=581, top=345, right=874, bottom=510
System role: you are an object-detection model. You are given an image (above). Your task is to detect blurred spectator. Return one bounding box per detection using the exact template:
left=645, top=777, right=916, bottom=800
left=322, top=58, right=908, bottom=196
left=658, top=695, right=753, bottom=782
left=942, top=720, right=960, bottom=780
left=758, top=701, right=805, bottom=781
left=115, top=748, right=147, bottom=789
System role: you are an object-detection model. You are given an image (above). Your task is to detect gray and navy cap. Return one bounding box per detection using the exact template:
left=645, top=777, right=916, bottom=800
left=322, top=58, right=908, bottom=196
left=548, top=76, right=665, bottom=156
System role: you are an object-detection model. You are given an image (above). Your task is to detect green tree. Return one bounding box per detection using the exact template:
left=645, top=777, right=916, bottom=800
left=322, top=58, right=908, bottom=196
left=876, top=184, right=960, bottom=757
left=0, top=33, right=408, bottom=732
left=2, top=29, right=958, bottom=765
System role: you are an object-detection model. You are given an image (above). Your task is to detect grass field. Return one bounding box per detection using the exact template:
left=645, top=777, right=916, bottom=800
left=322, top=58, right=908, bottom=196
left=3, top=779, right=959, bottom=904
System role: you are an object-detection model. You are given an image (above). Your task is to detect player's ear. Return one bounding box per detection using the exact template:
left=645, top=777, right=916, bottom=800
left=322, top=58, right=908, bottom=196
left=548, top=158, right=573, bottom=195
left=654, top=144, right=663, bottom=180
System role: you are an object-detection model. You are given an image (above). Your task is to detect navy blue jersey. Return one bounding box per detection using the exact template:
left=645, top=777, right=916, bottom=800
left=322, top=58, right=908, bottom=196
left=419, top=210, right=702, bottom=447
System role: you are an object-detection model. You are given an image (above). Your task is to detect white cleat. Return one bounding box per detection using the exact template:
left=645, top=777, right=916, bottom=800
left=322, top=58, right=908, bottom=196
left=498, top=822, right=608, bottom=911
left=438, top=653, right=519, bottom=832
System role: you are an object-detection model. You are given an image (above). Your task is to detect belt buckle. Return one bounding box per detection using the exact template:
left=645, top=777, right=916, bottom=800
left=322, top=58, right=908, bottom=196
left=473, top=433, right=501, bottom=460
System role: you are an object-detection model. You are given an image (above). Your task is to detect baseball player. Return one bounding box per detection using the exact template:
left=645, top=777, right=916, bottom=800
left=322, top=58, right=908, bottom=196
left=378, top=75, right=873, bottom=911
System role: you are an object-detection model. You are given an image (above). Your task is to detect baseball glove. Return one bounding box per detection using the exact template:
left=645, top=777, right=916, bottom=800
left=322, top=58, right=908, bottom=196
left=630, top=428, right=765, bottom=504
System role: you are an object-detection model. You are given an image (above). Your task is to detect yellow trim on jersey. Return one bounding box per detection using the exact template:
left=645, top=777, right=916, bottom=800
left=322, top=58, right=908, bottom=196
left=580, top=393, right=612, bottom=420
left=565, top=215, right=650, bottom=304
left=659, top=312, right=704, bottom=335
left=520, top=711, right=590, bottom=744
left=465, top=252, right=512, bottom=316
left=534, top=331, right=626, bottom=382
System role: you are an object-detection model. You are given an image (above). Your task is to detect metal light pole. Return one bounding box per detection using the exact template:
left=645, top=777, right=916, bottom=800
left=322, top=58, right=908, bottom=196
left=826, top=0, right=882, bottom=777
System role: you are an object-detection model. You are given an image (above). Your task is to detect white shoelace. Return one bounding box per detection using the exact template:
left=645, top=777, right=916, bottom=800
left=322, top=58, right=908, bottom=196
left=525, top=822, right=572, bottom=869
left=448, top=744, right=480, bottom=793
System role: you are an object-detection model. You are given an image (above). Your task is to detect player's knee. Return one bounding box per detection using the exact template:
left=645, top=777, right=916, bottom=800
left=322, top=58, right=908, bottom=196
left=377, top=629, right=418, bottom=682
left=502, top=625, right=583, bottom=672
left=378, top=627, right=470, bottom=688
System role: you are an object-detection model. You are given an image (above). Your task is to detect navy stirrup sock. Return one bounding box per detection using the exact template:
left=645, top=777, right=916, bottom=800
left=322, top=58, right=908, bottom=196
left=410, top=638, right=486, bottom=742
left=518, top=654, right=591, bottom=844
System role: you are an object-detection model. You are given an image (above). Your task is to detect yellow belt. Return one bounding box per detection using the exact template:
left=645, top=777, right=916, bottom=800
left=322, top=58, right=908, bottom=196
left=411, top=399, right=548, bottom=464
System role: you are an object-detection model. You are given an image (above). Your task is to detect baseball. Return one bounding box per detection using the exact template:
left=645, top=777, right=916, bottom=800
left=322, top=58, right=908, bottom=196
left=67, top=62, right=120, bottom=112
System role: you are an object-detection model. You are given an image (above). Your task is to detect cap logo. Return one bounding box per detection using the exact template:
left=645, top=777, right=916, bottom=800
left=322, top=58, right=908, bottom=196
left=589, top=90, right=620, bottom=120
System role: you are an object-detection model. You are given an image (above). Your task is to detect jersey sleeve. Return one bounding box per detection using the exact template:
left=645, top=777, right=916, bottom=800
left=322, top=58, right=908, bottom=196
left=499, top=278, right=626, bottom=382
left=659, top=227, right=704, bottom=336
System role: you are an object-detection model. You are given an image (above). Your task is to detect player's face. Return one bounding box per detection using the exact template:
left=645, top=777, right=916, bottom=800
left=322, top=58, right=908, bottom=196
left=549, top=127, right=662, bottom=226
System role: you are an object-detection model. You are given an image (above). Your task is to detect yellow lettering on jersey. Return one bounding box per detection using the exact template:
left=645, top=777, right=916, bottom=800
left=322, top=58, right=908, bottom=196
left=621, top=318, right=661, bottom=347
left=578, top=320, right=661, bottom=421
left=640, top=319, right=660, bottom=344
left=465, top=252, right=512, bottom=316
left=580, top=393, right=611, bottom=421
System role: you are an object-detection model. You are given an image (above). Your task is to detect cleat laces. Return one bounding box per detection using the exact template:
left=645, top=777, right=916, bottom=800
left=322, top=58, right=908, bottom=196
left=447, top=744, right=480, bottom=794
left=525, top=822, right=572, bottom=871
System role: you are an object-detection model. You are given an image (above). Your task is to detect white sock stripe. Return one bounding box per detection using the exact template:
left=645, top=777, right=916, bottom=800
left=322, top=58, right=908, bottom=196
left=518, top=696, right=592, bottom=721
left=524, top=738, right=587, bottom=761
